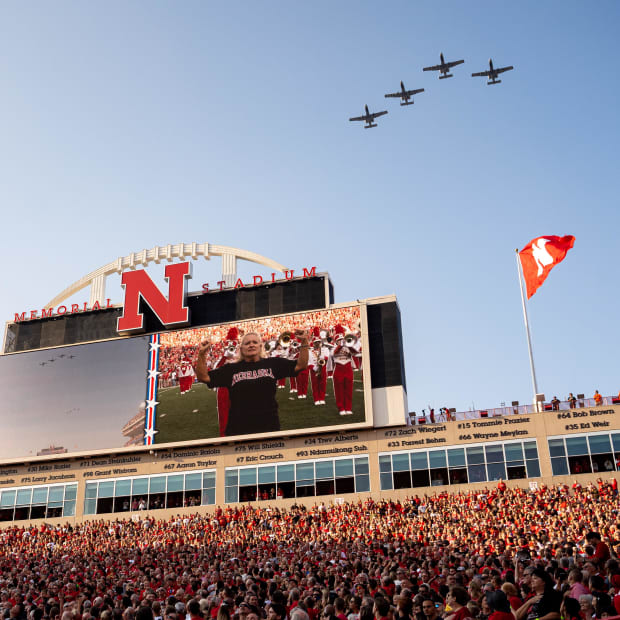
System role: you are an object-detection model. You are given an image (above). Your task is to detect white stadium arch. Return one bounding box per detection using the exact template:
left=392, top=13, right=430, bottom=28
left=46, top=243, right=288, bottom=308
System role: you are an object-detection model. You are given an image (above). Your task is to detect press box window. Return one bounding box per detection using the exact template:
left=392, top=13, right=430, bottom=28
left=224, top=456, right=370, bottom=503
left=0, top=483, right=77, bottom=522
left=380, top=441, right=540, bottom=490
left=84, top=469, right=217, bottom=515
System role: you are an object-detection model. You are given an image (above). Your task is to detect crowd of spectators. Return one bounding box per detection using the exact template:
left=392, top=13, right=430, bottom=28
left=2, top=480, right=620, bottom=620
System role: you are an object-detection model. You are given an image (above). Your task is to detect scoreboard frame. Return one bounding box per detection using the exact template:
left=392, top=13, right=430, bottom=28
left=0, top=270, right=408, bottom=467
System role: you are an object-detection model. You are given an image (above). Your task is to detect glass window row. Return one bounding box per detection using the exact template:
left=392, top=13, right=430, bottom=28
left=83, top=470, right=216, bottom=515
left=549, top=432, right=620, bottom=476
left=11, top=433, right=620, bottom=520
left=225, top=456, right=370, bottom=503
left=0, top=483, right=77, bottom=522
left=379, top=441, right=540, bottom=490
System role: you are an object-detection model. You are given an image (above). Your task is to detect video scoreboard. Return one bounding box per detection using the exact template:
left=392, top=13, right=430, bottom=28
left=1, top=270, right=408, bottom=465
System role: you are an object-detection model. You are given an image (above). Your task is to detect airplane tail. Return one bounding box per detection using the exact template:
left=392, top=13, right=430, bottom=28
left=488, top=79, right=501, bottom=85
left=364, top=123, right=377, bottom=129
left=439, top=74, right=453, bottom=79
left=400, top=101, right=415, bottom=106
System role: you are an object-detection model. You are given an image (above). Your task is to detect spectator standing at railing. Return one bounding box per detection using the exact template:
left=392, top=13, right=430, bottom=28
left=593, top=391, right=603, bottom=406
left=568, top=393, right=577, bottom=409
left=551, top=397, right=560, bottom=411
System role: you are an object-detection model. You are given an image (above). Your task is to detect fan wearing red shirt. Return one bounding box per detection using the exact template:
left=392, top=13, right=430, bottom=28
left=586, top=531, right=610, bottom=567
left=445, top=587, right=473, bottom=620
left=486, top=591, right=514, bottom=620
left=334, top=598, right=348, bottom=620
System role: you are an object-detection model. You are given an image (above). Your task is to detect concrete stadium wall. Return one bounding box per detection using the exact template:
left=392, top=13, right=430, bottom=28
left=0, top=403, right=618, bottom=527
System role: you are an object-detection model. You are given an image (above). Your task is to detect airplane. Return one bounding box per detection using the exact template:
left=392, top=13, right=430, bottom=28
left=471, top=58, right=514, bottom=85
left=39, top=362, right=46, bottom=366
left=384, top=81, right=425, bottom=106
left=349, top=104, right=388, bottom=129
left=68, top=354, right=76, bottom=359
left=423, top=53, right=465, bottom=79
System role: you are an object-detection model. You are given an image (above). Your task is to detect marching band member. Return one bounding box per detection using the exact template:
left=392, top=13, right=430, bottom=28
left=177, top=358, right=195, bottom=395
left=348, top=331, right=363, bottom=371
left=319, top=326, right=335, bottom=378
left=265, top=335, right=288, bottom=390
left=290, top=340, right=310, bottom=398
left=332, top=329, right=355, bottom=415
left=214, top=327, right=239, bottom=436
left=309, top=338, right=329, bottom=405
left=285, top=335, right=299, bottom=394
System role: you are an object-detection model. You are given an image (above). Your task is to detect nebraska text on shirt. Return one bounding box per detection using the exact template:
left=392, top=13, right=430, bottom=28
left=231, top=368, right=276, bottom=386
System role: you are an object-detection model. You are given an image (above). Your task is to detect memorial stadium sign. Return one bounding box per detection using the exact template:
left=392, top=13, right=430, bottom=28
left=13, top=264, right=317, bottom=328
left=10, top=241, right=317, bottom=327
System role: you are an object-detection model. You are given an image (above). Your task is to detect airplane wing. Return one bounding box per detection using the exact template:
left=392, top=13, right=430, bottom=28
left=349, top=115, right=366, bottom=122
left=405, top=88, right=425, bottom=96
left=496, top=65, right=514, bottom=74
left=369, top=110, right=388, bottom=119
left=423, top=64, right=442, bottom=72
left=384, top=92, right=402, bottom=98
left=471, top=70, right=491, bottom=77
left=445, top=59, right=465, bottom=68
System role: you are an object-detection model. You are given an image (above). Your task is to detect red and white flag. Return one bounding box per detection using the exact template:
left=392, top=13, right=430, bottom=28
left=519, top=235, right=575, bottom=298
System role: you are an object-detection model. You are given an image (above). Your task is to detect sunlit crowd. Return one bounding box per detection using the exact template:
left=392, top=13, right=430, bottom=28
left=1, top=480, right=620, bottom=620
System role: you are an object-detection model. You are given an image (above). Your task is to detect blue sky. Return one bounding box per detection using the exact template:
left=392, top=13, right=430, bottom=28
left=1, top=2, right=618, bottom=416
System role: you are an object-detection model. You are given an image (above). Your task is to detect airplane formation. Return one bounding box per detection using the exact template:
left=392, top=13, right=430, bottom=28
left=349, top=53, right=514, bottom=129
left=39, top=353, right=76, bottom=367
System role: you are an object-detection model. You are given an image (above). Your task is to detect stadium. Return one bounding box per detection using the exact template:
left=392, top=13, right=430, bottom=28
left=1, top=245, right=619, bottom=620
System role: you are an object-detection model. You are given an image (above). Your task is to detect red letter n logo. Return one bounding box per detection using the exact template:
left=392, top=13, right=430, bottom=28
left=117, top=262, right=192, bottom=334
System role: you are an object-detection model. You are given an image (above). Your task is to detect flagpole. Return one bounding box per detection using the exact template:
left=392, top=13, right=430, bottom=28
left=515, top=249, right=540, bottom=407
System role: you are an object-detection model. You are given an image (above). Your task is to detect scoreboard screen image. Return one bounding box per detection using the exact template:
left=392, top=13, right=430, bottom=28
left=0, top=304, right=370, bottom=461
left=0, top=337, right=150, bottom=461
left=152, top=304, right=368, bottom=444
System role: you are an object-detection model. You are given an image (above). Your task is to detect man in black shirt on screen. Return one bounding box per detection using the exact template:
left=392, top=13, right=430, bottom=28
left=195, top=329, right=309, bottom=436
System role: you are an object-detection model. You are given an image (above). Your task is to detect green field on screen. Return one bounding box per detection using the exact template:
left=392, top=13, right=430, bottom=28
left=154, top=375, right=365, bottom=443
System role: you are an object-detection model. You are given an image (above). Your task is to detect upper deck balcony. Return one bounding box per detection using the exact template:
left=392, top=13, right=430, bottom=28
left=412, top=393, right=619, bottom=424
